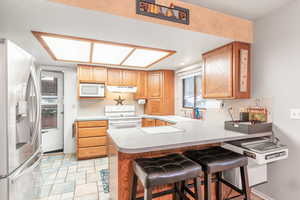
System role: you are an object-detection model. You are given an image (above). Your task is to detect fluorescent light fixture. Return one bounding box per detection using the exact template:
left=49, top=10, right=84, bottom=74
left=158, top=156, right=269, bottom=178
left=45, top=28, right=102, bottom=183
left=42, top=36, right=91, bottom=62
left=33, top=31, right=176, bottom=67
left=92, top=43, right=133, bottom=64
left=122, top=49, right=170, bottom=67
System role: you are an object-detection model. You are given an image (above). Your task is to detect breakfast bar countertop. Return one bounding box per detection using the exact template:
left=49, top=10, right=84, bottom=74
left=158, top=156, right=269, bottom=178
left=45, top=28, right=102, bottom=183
left=107, top=118, right=272, bottom=154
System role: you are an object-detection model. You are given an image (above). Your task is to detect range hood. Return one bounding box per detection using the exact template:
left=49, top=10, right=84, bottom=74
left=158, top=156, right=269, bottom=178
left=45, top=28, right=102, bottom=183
left=106, top=86, right=137, bottom=93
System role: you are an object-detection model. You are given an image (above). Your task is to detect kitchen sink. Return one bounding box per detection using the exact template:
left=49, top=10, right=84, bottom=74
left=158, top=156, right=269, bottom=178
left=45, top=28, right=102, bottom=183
left=140, top=126, right=185, bottom=135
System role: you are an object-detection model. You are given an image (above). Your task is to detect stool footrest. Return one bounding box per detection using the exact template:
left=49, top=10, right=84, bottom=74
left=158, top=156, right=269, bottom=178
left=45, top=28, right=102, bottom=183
left=183, top=185, right=196, bottom=198
left=135, top=187, right=191, bottom=200
left=220, top=178, right=244, bottom=194
left=136, top=188, right=174, bottom=200
left=225, top=194, right=245, bottom=200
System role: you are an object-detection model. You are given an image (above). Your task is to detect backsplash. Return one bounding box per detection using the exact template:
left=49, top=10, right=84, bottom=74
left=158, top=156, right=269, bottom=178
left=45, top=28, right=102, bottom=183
left=77, top=92, right=144, bottom=117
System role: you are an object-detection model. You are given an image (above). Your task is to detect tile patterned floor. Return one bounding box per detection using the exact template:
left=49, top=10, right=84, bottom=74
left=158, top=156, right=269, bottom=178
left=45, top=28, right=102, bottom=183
left=33, top=154, right=109, bottom=200
left=33, top=154, right=264, bottom=200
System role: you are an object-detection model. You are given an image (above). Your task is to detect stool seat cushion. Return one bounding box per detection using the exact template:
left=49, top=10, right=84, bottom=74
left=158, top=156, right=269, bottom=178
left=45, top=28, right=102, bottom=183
left=133, top=154, right=202, bottom=187
left=183, top=147, right=248, bottom=173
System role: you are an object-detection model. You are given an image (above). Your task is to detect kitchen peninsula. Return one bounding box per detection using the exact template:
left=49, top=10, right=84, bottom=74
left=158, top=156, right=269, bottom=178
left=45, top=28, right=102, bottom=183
left=107, top=116, right=272, bottom=200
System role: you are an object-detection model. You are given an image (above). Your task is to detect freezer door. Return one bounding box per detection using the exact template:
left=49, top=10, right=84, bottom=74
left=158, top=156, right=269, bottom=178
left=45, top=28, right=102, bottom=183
left=1, top=40, right=41, bottom=176
left=9, top=151, right=41, bottom=200
left=0, top=178, right=8, bottom=200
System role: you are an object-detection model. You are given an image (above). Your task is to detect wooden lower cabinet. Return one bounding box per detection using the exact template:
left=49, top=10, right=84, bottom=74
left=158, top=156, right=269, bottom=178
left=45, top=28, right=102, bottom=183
left=75, top=120, right=108, bottom=160
left=142, top=118, right=156, bottom=127
left=155, top=119, right=167, bottom=126
left=142, top=118, right=174, bottom=127
left=78, top=136, right=107, bottom=148
left=78, top=146, right=107, bottom=159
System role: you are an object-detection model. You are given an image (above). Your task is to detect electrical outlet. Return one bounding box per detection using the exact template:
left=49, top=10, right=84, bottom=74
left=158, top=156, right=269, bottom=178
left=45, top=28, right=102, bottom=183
left=290, top=109, right=300, bottom=120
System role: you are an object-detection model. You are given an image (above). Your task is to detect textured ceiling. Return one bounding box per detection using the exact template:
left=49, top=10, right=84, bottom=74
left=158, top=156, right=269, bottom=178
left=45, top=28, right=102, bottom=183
left=0, top=0, right=233, bottom=70
left=182, top=0, right=293, bottom=20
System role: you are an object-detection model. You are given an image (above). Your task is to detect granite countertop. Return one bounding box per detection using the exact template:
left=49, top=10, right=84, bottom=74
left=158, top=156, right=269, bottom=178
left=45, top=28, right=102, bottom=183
left=107, top=119, right=272, bottom=154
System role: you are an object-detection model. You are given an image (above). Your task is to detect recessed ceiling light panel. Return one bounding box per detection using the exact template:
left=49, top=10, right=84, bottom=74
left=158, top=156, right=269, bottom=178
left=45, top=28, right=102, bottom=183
left=33, top=31, right=176, bottom=67
left=92, top=43, right=133, bottom=65
left=42, top=36, right=91, bottom=62
left=122, top=49, right=170, bottom=67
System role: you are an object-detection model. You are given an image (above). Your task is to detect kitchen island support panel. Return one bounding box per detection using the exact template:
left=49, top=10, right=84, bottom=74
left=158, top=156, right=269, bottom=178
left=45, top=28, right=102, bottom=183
left=108, top=137, right=242, bottom=200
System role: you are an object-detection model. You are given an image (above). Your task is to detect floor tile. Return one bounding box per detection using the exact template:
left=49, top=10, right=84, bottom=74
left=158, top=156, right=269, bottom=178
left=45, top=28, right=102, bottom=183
left=75, top=183, right=98, bottom=197
left=51, top=182, right=75, bottom=195
left=60, top=192, right=74, bottom=200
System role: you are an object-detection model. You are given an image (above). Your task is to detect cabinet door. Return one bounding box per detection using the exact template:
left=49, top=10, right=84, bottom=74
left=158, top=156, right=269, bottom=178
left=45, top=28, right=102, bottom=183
left=145, top=98, right=162, bottom=115
left=148, top=71, right=162, bottom=98
left=93, top=67, right=107, bottom=83
left=142, top=118, right=156, bottom=127
left=202, top=44, right=233, bottom=98
left=122, top=70, right=137, bottom=86
left=135, top=71, right=147, bottom=99
left=107, top=68, right=122, bottom=86
left=78, top=66, right=93, bottom=82
left=155, top=120, right=167, bottom=126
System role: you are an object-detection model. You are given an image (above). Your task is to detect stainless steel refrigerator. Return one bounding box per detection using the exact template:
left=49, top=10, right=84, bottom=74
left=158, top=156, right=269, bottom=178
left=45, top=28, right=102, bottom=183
left=0, top=39, right=41, bottom=200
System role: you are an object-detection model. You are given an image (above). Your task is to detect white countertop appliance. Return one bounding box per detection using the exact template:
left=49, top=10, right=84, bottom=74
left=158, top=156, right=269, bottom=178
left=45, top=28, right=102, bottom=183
left=222, top=137, right=288, bottom=188
left=79, top=83, right=105, bottom=98
left=105, top=105, right=141, bottom=129
left=0, top=39, right=42, bottom=200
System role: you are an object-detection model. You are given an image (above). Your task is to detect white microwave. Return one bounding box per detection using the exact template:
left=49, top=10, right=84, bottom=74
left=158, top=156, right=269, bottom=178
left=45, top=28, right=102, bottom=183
left=79, top=83, right=105, bottom=97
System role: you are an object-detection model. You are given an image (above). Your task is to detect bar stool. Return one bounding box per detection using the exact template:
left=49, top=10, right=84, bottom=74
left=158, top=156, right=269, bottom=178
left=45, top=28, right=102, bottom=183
left=131, top=153, right=203, bottom=200
left=184, top=147, right=251, bottom=200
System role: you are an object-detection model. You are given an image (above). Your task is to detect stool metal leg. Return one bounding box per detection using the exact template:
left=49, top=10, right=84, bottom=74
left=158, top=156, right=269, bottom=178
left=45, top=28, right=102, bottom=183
left=144, top=187, right=152, bottom=200
left=131, top=174, right=138, bottom=200
left=240, top=166, right=251, bottom=200
left=204, top=173, right=212, bottom=200
left=216, top=172, right=223, bottom=200
left=194, top=177, right=202, bottom=200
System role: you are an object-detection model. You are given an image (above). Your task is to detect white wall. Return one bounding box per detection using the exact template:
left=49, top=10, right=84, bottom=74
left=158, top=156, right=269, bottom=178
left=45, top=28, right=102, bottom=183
left=253, top=0, right=300, bottom=199
left=39, top=66, right=78, bottom=154
left=78, top=92, right=144, bottom=117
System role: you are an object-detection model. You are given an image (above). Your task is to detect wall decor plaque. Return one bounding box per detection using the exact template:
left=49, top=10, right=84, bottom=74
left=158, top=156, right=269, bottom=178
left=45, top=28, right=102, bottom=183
left=136, top=0, right=190, bottom=25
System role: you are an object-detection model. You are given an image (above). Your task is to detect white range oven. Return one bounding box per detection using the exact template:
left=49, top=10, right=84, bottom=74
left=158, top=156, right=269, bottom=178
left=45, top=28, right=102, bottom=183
left=79, top=83, right=105, bottom=98
left=105, top=105, right=141, bottom=129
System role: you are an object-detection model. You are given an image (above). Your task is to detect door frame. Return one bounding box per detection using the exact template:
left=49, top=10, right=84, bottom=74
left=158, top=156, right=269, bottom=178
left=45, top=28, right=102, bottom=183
left=40, top=70, right=64, bottom=153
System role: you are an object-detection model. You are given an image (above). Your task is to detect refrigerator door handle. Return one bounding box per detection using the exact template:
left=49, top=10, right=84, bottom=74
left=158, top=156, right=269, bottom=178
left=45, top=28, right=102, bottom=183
left=10, top=152, right=41, bottom=183
left=30, top=66, right=41, bottom=145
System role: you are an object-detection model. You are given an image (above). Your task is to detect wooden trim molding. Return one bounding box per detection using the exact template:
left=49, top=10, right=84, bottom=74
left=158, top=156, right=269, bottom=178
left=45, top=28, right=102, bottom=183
left=32, top=31, right=176, bottom=68
left=50, top=0, right=253, bottom=43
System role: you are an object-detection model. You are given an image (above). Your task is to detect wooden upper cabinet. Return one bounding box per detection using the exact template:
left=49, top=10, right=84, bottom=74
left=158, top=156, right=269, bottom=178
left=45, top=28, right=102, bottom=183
left=78, top=65, right=93, bottom=82
left=135, top=71, right=147, bottom=99
left=147, top=71, right=162, bottom=98
left=107, top=68, right=138, bottom=86
left=145, top=98, right=162, bottom=115
left=145, top=70, right=174, bottom=115
left=202, top=42, right=251, bottom=99
left=202, top=44, right=233, bottom=98
left=122, top=70, right=137, bottom=86
left=107, top=68, right=122, bottom=86
left=93, top=67, right=107, bottom=83
left=78, top=65, right=107, bottom=83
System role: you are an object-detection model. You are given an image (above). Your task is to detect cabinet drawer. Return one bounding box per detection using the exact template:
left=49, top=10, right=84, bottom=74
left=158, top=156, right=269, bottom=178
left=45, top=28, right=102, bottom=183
left=78, top=136, right=107, bottom=148
left=78, top=127, right=107, bottom=138
left=78, top=146, right=107, bottom=159
left=77, top=120, right=107, bottom=128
